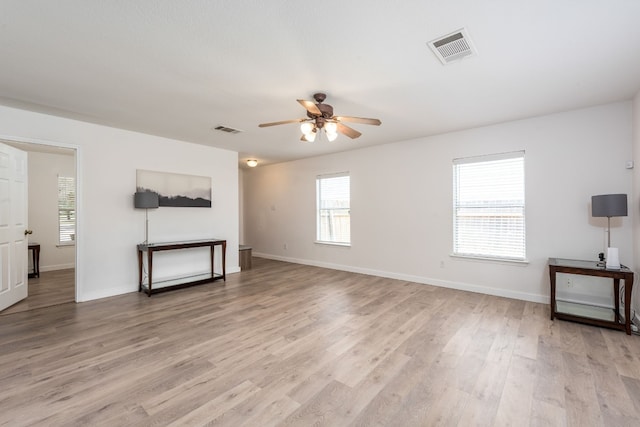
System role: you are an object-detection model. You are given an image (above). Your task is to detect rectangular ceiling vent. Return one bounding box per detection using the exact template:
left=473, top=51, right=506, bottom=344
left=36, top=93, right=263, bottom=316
left=428, top=28, right=477, bottom=65
left=213, top=125, right=242, bottom=134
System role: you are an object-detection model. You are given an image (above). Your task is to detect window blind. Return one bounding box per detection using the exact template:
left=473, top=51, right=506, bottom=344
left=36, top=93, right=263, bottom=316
left=58, top=176, right=76, bottom=244
left=316, top=173, right=350, bottom=244
left=453, top=152, right=525, bottom=260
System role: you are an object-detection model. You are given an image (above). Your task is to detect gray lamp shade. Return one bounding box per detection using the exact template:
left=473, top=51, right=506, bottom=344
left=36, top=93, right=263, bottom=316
left=591, top=194, right=627, bottom=217
left=134, top=191, right=159, bottom=209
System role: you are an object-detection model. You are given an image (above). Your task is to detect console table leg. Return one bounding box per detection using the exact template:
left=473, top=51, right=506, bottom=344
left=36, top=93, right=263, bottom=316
left=614, top=278, right=621, bottom=324
left=549, top=269, right=556, bottom=320
left=624, top=275, right=632, bottom=335
left=210, top=244, right=214, bottom=280
left=222, top=241, right=226, bottom=281
left=147, top=250, right=153, bottom=297
left=137, top=249, right=143, bottom=292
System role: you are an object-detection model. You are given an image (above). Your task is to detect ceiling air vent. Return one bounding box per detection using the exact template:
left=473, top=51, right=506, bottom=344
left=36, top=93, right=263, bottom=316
left=428, top=28, right=476, bottom=65
left=213, top=125, right=242, bottom=134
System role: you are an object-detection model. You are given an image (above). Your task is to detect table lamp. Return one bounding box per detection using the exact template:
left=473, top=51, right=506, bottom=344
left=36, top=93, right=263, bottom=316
left=134, top=191, right=159, bottom=244
left=591, top=193, right=627, bottom=268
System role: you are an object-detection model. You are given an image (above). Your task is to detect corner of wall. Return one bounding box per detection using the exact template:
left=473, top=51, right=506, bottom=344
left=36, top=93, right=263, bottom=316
left=632, top=91, right=640, bottom=313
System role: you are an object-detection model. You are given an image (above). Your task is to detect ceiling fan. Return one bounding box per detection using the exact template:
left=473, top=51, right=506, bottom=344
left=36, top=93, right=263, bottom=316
left=258, top=93, right=381, bottom=142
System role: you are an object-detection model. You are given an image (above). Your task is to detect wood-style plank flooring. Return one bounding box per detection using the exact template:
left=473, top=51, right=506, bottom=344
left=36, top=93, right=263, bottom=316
left=1, top=258, right=640, bottom=426
left=0, top=268, right=75, bottom=316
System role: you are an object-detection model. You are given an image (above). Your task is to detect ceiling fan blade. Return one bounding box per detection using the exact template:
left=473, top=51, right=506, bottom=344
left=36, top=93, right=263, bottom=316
left=335, top=116, right=382, bottom=126
left=297, top=99, right=322, bottom=115
left=258, top=119, right=303, bottom=127
left=337, top=122, right=362, bottom=139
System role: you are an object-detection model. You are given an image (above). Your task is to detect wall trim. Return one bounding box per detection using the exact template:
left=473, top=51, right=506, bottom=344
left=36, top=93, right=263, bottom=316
left=40, top=263, right=75, bottom=272
left=253, top=251, right=548, bottom=304
left=0, top=133, right=81, bottom=303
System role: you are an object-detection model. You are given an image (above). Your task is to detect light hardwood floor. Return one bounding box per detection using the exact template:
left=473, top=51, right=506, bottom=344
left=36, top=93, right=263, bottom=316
left=1, top=258, right=640, bottom=426
left=0, top=268, right=75, bottom=316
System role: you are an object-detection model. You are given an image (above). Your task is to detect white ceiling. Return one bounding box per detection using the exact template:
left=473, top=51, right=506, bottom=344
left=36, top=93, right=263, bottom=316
left=1, top=1, right=640, bottom=168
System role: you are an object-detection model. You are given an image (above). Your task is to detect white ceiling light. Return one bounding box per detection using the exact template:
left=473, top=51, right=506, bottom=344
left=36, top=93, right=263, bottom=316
left=325, top=122, right=337, bottom=133
left=300, top=121, right=340, bottom=142
left=300, top=122, right=314, bottom=134
left=302, top=130, right=316, bottom=142
left=246, top=159, right=258, bottom=167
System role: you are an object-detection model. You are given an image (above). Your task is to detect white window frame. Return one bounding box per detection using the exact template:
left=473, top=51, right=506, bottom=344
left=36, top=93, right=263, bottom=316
left=58, top=175, right=76, bottom=246
left=316, top=172, right=351, bottom=246
left=452, top=151, right=526, bottom=262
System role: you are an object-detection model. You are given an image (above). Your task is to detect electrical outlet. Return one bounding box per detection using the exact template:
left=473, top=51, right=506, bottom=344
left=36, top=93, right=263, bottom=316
left=565, top=277, right=573, bottom=288
left=440, top=261, right=445, bottom=268
left=283, top=243, right=288, bottom=250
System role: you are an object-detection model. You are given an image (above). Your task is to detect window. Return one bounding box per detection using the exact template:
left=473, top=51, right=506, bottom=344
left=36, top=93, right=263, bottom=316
left=316, top=173, right=350, bottom=245
left=453, top=151, right=525, bottom=261
left=58, top=176, right=75, bottom=245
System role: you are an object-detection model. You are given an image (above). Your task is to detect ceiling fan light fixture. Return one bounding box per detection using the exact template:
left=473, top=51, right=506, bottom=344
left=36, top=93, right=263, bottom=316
left=325, top=122, right=337, bottom=133
left=300, top=122, right=314, bottom=134
left=259, top=93, right=380, bottom=143
left=302, top=130, right=316, bottom=142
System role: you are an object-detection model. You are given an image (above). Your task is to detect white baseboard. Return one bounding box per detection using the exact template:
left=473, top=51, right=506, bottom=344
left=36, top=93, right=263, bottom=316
left=78, top=287, right=130, bottom=303
left=253, top=252, right=548, bottom=304
left=40, top=263, right=75, bottom=272
left=78, top=266, right=242, bottom=302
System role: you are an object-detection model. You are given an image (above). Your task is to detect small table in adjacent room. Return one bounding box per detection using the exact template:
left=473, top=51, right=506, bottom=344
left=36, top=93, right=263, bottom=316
left=28, top=242, right=40, bottom=278
left=548, top=258, right=634, bottom=334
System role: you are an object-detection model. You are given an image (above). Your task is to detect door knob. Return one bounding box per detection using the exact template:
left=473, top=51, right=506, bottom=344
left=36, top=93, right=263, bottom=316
left=24, top=230, right=33, bottom=236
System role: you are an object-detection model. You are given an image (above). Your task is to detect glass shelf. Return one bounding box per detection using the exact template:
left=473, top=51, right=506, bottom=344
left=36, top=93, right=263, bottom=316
left=555, top=300, right=615, bottom=322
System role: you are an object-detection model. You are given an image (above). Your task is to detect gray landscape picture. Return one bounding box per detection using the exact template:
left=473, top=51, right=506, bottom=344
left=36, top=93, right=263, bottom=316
left=136, top=169, right=211, bottom=207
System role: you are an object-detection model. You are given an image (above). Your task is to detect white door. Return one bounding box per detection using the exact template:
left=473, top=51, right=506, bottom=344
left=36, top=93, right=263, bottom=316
left=0, top=142, right=28, bottom=311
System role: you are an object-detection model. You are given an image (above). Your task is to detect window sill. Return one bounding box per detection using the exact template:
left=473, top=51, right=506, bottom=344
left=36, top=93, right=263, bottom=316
left=315, top=241, right=351, bottom=248
left=57, top=243, right=75, bottom=248
left=450, top=253, right=529, bottom=265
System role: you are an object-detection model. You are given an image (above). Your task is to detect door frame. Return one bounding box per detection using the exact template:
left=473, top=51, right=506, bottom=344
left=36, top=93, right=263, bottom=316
left=0, top=134, right=81, bottom=303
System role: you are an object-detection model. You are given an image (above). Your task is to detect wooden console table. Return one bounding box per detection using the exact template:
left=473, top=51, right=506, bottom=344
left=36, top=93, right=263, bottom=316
left=137, top=239, right=226, bottom=296
left=548, top=258, right=634, bottom=334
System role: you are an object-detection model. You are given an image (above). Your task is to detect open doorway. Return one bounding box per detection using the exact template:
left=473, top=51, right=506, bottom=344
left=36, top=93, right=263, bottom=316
left=0, top=140, right=76, bottom=315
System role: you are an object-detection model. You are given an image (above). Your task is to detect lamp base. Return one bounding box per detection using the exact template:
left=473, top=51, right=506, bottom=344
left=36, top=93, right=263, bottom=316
left=606, top=247, right=620, bottom=269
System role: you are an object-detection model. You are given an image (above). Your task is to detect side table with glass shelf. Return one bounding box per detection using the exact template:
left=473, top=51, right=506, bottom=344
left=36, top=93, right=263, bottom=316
left=548, top=258, right=634, bottom=335
left=137, top=239, right=227, bottom=296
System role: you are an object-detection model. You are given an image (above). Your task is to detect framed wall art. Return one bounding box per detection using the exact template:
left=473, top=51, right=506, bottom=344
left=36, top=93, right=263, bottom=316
left=136, top=169, right=212, bottom=207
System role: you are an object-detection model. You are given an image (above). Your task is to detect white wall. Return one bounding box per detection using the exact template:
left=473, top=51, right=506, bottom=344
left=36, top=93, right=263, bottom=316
left=0, top=104, right=239, bottom=302
left=27, top=151, right=75, bottom=271
left=244, top=102, right=634, bottom=306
